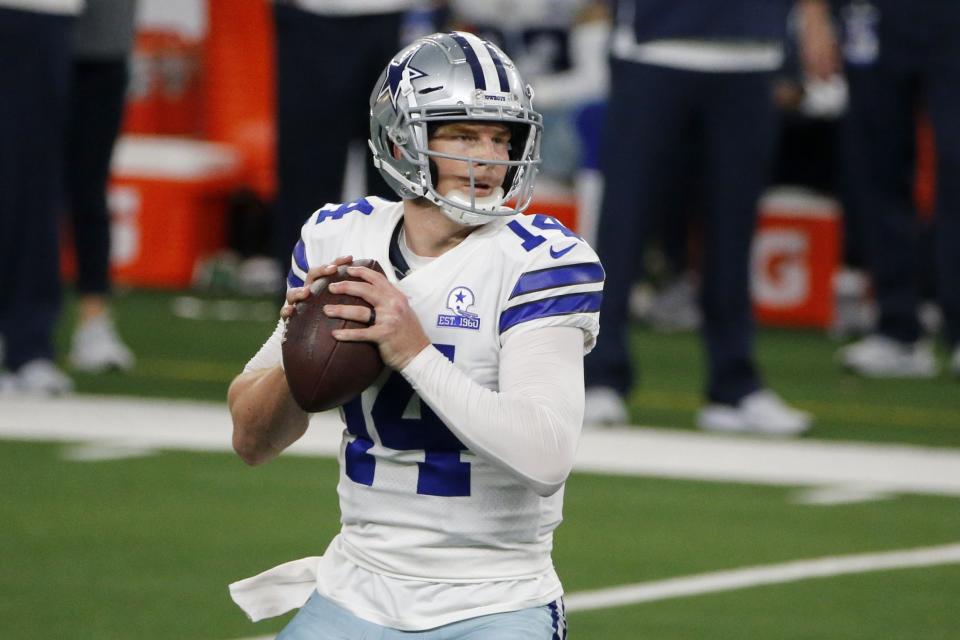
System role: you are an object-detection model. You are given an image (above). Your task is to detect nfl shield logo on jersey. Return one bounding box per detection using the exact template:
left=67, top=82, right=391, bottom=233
left=437, top=286, right=481, bottom=330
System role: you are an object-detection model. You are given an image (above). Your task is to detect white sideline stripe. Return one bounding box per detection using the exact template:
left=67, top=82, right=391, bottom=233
left=791, top=486, right=894, bottom=506
left=564, top=542, right=960, bottom=612
left=229, top=544, right=960, bottom=639
left=1, top=395, right=959, bottom=496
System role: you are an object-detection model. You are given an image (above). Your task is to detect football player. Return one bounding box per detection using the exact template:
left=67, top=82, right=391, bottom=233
left=227, top=31, right=602, bottom=638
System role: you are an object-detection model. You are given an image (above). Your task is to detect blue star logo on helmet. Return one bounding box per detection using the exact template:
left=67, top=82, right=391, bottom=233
left=379, top=47, right=428, bottom=111
left=437, top=286, right=480, bottom=330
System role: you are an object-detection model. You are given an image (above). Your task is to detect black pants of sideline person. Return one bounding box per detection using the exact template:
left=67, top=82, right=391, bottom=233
left=64, top=58, right=129, bottom=297
left=844, top=37, right=960, bottom=350
left=272, top=5, right=399, bottom=268
left=0, top=8, right=73, bottom=370
left=585, top=60, right=778, bottom=405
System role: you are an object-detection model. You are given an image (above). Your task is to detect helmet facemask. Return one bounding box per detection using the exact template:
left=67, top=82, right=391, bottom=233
left=369, top=32, right=544, bottom=226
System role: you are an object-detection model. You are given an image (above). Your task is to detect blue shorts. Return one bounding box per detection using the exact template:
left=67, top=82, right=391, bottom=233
left=277, top=590, right=568, bottom=640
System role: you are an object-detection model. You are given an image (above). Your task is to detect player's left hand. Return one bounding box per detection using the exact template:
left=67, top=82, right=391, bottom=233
left=324, top=265, right=431, bottom=370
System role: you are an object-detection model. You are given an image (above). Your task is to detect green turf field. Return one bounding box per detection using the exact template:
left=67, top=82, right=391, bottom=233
left=0, top=289, right=956, bottom=639
left=57, top=289, right=960, bottom=447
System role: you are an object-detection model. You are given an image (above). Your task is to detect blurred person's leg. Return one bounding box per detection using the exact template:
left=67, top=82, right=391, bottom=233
left=696, top=70, right=810, bottom=435
left=854, top=60, right=923, bottom=344
left=273, top=7, right=399, bottom=267
left=925, top=45, right=960, bottom=359
left=65, top=59, right=127, bottom=302
left=64, top=58, right=134, bottom=372
left=839, top=67, right=874, bottom=273
left=836, top=50, right=941, bottom=377
left=0, top=8, right=72, bottom=391
left=698, top=71, right=777, bottom=405
left=585, top=62, right=695, bottom=401
left=834, top=65, right=882, bottom=339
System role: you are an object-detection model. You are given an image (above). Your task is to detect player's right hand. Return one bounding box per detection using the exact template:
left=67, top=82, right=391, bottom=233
left=281, top=255, right=354, bottom=319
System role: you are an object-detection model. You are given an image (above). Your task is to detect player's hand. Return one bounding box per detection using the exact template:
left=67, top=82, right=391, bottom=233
left=323, top=265, right=431, bottom=370
left=280, top=255, right=354, bottom=319
left=796, top=0, right=840, bottom=81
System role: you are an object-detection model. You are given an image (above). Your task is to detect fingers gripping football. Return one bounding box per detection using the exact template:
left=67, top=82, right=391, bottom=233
left=326, top=266, right=430, bottom=370
left=281, top=255, right=353, bottom=320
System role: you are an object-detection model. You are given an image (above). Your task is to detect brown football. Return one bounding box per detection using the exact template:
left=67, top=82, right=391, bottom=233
left=282, top=258, right=386, bottom=412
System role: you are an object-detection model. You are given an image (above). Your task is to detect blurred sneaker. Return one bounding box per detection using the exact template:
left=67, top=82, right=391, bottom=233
left=830, top=268, right=876, bottom=339
left=69, top=315, right=135, bottom=373
left=697, top=389, right=812, bottom=437
left=584, top=386, right=629, bottom=426
left=237, top=256, right=284, bottom=295
left=0, top=372, right=17, bottom=395
left=646, top=273, right=701, bottom=332
left=838, top=334, right=937, bottom=378
left=13, top=359, right=73, bottom=395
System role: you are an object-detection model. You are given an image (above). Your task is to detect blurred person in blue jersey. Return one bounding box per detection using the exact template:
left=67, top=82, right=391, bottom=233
left=0, top=0, right=83, bottom=395
left=64, top=0, right=137, bottom=373
left=228, top=31, right=601, bottom=638
left=271, top=0, right=424, bottom=286
left=836, top=0, right=960, bottom=378
left=584, top=0, right=838, bottom=435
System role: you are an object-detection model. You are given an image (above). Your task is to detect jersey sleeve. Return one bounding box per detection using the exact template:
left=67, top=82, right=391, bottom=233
left=243, top=319, right=285, bottom=373
left=498, top=216, right=605, bottom=353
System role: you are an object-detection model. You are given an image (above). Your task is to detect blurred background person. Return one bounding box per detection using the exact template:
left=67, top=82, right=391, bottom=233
left=0, top=0, right=82, bottom=394
left=271, top=0, right=422, bottom=281
left=584, top=0, right=839, bottom=435
left=65, top=0, right=138, bottom=373
left=836, top=0, right=960, bottom=378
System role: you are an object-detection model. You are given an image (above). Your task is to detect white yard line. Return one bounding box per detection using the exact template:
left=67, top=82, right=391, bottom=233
left=1, top=394, right=960, bottom=497
left=564, top=542, right=960, bottom=612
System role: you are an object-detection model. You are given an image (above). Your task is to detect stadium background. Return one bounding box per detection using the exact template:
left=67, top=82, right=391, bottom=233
left=2, top=1, right=958, bottom=638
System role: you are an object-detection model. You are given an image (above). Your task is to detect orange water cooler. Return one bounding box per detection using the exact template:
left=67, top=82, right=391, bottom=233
left=751, top=189, right=841, bottom=329
left=74, top=136, right=242, bottom=288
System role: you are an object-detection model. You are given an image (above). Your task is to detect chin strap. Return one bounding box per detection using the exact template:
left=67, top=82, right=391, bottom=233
left=443, top=187, right=506, bottom=212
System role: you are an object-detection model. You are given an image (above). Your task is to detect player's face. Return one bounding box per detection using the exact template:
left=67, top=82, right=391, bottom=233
left=428, top=122, right=511, bottom=199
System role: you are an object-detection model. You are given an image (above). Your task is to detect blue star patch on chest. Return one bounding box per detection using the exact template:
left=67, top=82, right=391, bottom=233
left=437, top=286, right=481, bottom=330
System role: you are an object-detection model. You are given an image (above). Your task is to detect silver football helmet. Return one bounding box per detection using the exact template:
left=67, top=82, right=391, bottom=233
left=369, top=31, right=543, bottom=226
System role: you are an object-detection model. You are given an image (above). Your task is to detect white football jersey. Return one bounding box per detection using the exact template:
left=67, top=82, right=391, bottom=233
left=284, top=196, right=602, bottom=624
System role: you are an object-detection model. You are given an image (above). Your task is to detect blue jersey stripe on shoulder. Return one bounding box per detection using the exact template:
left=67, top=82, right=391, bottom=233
left=287, top=271, right=304, bottom=288
left=449, top=32, right=486, bottom=90
left=292, top=239, right=309, bottom=273
left=509, top=262, right=605, bottom=299
left=499, top=292, right=601, bottom=334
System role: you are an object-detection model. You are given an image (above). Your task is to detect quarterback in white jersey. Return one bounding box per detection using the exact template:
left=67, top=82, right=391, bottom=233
left=228, top=31, right=602, bottom=638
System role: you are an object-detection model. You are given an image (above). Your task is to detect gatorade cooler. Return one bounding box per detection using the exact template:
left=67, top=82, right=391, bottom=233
left=751, top=188, right=841, bottom=329
left=84, top=135, right=240, bottom=288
